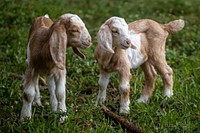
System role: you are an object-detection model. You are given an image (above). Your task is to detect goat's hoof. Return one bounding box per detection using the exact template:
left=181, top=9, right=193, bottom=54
left=119, top=108, right=129, bottom=114
left=137, top=96, right=149, bottom=103
left=19, top=116, right=31, bottom=122
left=59, top=115, right=68, bottom=124
left=163, top=89, right=173, bottom=98
left=33, top=102, right=43, bottom=107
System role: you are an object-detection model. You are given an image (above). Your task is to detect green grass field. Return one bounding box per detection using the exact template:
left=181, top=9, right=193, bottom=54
left=0, top=0, right=200, bottom=132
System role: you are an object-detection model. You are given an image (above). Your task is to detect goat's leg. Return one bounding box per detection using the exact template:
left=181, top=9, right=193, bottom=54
left=55, top=69, right=67, bottom=123
left=20, top=69, right=37, bottom=121
left=137, top=62, right=157, bottom=103
left=47, top=75, right=57, bottom=112
left=118, top=70, right=131, bottom=114
left=33, top=76, right=42, bottom=106
left=95, top=72, right=110, bottom=106
left=155, top=62, right=173, bottom=98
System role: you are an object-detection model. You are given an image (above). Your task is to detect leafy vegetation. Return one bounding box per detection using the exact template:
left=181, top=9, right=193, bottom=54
left=0, top=0, right=200, bottom=132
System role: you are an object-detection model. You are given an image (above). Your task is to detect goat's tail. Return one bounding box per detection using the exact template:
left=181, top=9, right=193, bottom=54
left=163, top=19, right=185, bottom=33
left=44, top=14, right=49, bottom=18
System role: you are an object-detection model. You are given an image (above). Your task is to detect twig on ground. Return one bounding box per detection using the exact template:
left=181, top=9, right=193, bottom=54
left=100, top=104, right=144, bottom=133
left=6, top=72, right=24, bottom=79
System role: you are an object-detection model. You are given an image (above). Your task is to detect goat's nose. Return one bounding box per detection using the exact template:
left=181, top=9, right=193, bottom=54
left=126, top=39, right=131, bottom=45
left=88, top=38, right=92, bottom=44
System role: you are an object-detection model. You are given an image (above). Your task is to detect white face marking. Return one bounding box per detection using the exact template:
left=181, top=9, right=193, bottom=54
left=126, top=30, right=145, bottom=69
left=110, top=17, right=131, bottom=49
left=60, top=14, right=91, bottom=48
left=60, top=14, right=85, bottom=27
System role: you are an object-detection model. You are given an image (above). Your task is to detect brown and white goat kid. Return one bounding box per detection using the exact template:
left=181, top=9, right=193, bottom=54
left=20, top=14, right=92, bottom=121
left=94, top=17, right=184, bottom=114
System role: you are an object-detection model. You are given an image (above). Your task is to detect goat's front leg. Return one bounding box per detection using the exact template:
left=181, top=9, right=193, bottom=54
left=47, top=75, right=57, bottom=112
left=118, top=69, right=131, bottom=114
left=137, top=62, right=157, bottom=103
left=55, top=69, right=67, bottom=123
left=95, top=72, right=110, bottom=106
left=20, top=69, right=38, bottom=121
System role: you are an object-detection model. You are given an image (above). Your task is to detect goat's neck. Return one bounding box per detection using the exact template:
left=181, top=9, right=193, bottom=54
left=99, top=47, right=119, bottom=71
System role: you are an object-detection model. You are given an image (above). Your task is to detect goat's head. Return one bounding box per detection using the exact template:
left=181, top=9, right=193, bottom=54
left=60, top=14, right=92, bottom=49
left=97, top=17, right=135, bottom=53
left=49, top=14, right=92, bottom=69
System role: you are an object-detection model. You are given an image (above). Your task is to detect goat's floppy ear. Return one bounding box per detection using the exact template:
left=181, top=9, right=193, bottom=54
left=49, top=30, right=67, bottom=70
left=72, top=47, right=86, bottom=59
left=97, top=25, right=114, bottom=54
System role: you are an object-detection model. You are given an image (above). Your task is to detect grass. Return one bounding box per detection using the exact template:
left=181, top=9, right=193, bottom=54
left=0, top=0, right=200, bottom=132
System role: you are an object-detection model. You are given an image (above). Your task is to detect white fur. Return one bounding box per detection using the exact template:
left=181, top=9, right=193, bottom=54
left=163, top=89, right=173, bottom=98
left=44, top=14, right=49, bottom=18
left=137, top=95, right=149, bottom=103
left=60, top=14, right=85, bottom=26
left=95, top=73, right=110, bottom=105
left=47, top=75, right=58, bottom=112
left=119, top=82, right=130, bottom=90
left=119, top=82, right=130, bottom=114
left=32, top=76, right=42, bottom=106
left=20, top=80, right=36, bottom=120
left=126, top=30, right=144, bottom=69
left=55, top=70, right=66, bottom=113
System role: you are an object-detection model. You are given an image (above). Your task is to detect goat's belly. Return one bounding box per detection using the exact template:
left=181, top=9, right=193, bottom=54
left=126, top=32, right=145, bottom=69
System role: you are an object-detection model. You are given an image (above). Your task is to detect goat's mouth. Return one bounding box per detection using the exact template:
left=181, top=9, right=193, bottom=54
left=80, top=42, right=91, bottom=49
left=120, top=44, right=130, bottom=49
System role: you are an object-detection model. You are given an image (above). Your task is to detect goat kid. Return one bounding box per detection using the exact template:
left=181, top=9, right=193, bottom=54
left=94, top=17, right=184, bottom=114
left=20, top=13, right=92, bottom=122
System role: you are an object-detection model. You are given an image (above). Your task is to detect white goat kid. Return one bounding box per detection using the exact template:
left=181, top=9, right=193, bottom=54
left=20, top=13, right=92, bottom=122
left=95, top=17, right=184, bottom=114
left=95, top=17, right=135, bottom=114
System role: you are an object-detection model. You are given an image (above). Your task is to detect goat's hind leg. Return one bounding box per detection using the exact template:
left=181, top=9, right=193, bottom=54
left=151, top=56, right=173, bottom=98
left=157, top=64, right=173, bottom=98
left=32, top=75, right=42, bottom=107
left=95, top=72, right=110, bottom=106
left=20, top=68, right=38, bottom=121
left=137, top=62, right=157, bottom=103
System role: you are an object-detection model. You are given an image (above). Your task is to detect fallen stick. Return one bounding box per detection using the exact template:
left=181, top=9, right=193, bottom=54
left=7, top=72, right=24, bottom=79
left=100, top=104, right=144, bottom=133
left=2, top=72, right=47, bottom=86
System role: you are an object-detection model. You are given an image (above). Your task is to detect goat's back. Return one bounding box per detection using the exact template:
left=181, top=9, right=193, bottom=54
left=27, top=16, right=55, bottom=75
left=128, top=19, right=167, bottom=38
left=28, top=16, right=53, bottom=40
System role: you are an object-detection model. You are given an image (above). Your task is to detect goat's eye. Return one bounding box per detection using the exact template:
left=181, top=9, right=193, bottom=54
left=72, top=29, right=79, bottom=32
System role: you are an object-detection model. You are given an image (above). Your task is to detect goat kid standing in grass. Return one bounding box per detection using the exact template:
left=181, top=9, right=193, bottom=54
left=95, top=17, right=184, bottom=114
left=20, top=13, right=92, bottom=122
